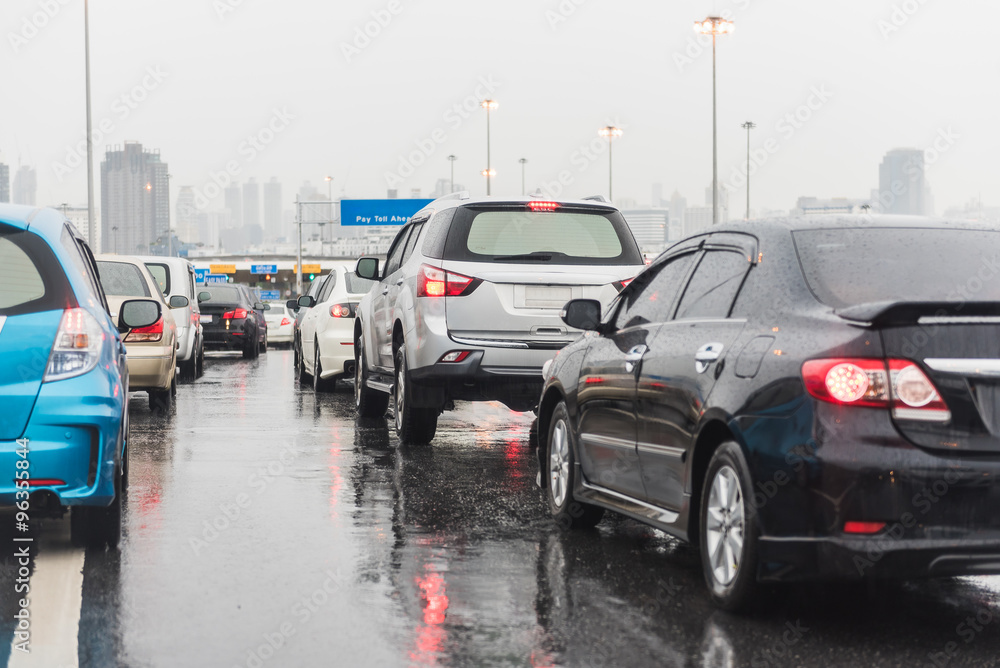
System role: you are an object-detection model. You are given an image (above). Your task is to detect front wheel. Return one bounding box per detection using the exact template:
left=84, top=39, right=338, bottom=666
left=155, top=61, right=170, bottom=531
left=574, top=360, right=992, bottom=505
left=313, top=341, right=335, bottom=393
left=546, top=401, right=604, bottom=529
left=355, top=333, right=389, bottom=418
left=393, top=344, right=437, bottom=445
left=699, top=441, right=761, bottom=612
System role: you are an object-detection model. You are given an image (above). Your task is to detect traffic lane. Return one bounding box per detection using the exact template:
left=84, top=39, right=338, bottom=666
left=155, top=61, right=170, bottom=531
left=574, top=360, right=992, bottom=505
left=61, top=349, right=1000, bottom=667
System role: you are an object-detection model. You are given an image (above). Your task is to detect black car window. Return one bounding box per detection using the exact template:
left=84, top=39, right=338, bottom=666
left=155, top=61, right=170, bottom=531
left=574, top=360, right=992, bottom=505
left=614, top=252, right=696, bottom=330
left=401, top=223, right=423, bottom=266
left=145, top=263, right=170, bottom=295
left=317, top=273, right=337, bottom=303
left=384, top=226, right=412, bottom=277
left=206, top=286, right=243, bottom=305
left=674, top=250, right=750, bottom=320
left=96, top=261, right=152, bottom=297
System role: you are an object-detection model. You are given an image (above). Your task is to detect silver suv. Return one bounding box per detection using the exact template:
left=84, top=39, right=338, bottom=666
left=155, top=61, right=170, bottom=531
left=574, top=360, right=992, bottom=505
left=353, top=194, right=646, bottom=444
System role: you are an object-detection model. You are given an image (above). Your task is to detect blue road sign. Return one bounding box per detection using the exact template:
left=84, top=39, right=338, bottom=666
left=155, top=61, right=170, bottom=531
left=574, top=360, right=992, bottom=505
left=259, top=290, right=281, bottom=301
left=194, top=268, right=209, bottom=284
left=205, top=274, right=229, bottom=285
left=251, top=264, right=277, bottom=275
left=340, top=199, right=434, bottom=226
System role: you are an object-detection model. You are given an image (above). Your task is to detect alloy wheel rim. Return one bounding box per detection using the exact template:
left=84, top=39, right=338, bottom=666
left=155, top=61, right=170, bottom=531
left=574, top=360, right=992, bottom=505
left=314, top=346, right=321, bottom=390
left=395, top=358, right=405, bottom=431
left=549, top=419, right=570, bottom=507
left=355, top=343, right=363, bottom=406
left=705, top=465, right=745, bottom=587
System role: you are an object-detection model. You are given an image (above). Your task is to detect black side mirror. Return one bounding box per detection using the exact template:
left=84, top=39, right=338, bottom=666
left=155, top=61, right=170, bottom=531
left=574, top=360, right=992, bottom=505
left=168, top=295, right=189, bottom=309
left=356, top=257, right=379, bottom=281
left=286, top=299, right=300, bottom=312
left=253, top=301, right=264, bottom=311
left=118, top=299, right=161, bottom=332
left=262, top=303, right=271, bottom=311
left=197, top=291, right=211, bottom=303
left=298, top=295, right=316, bottom=308
left=561, top=299, right=602, bottom=331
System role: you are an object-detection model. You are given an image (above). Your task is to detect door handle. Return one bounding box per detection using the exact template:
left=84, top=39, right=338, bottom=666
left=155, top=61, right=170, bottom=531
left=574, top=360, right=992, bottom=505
left=381, top=286, right=389, bottom=295
left=625, top=344, right=647, bottom=373
left=395, top=278, right=404, bottom=286
left=695, top=342, right=724, bottom=374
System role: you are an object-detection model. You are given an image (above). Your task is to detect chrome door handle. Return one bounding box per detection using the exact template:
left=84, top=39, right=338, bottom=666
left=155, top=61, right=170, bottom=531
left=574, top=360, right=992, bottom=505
left=625, top=344, right=647, bottom=372
left=395, top=278, right=404, bottom=286
left=695, top=342, right=723, bottom=374
left=381, top=286, right=389, bottom=295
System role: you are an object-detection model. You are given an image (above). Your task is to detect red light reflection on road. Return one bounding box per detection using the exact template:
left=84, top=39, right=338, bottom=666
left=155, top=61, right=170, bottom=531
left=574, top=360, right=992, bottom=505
left=328, top=428, right=344, bottom=525
left=409, top=566, right=449, bottom=666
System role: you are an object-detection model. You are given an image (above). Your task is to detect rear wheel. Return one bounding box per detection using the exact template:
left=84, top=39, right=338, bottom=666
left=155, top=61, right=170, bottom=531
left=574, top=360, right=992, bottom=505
left=393, top=344, right=437, bottom=445
left=148, top=378, right=173, bottom=412
left=313, top=340, right=335, bottom=393
left=243, top=328, right=259, bottom=359
left=180, top=353, right=196, bottom=380
left=297, top=341, right=311, bottom=384
left=546, top=401, right=604, bottom=529
left=259, top=331, right=268, bottom=354
left=355, top=334, right=388, bottom=418
left=699, top=441, right=761, bottom=612
left=196, top=339, right=205, bottom=377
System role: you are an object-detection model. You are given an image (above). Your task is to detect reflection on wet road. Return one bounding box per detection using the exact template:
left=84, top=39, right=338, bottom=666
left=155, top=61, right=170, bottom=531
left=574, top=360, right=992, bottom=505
left=3, top=350, right=1000, bottom=667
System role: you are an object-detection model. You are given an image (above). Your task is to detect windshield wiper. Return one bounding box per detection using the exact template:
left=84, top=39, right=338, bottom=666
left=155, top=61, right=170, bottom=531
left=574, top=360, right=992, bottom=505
left=492, top=252, right=555, bottom=262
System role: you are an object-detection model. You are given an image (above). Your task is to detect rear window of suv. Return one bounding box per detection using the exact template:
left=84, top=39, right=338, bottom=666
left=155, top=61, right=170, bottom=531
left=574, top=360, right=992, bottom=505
left=444, top=206, right=643, bottom=265
left=793, top=227, right=1000, bottom=308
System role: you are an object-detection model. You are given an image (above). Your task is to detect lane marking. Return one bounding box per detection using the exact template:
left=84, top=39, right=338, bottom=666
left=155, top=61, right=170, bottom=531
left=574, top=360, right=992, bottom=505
left=8, top=519, right=84, bottom=668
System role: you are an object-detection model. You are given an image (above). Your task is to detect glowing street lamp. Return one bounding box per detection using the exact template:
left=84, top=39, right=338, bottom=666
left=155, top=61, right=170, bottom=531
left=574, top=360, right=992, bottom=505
left=599, top=126, right=623, bottom=202
left=481, top=99, right=498, bottom=195
left=695, top=16, right=735, bottom=225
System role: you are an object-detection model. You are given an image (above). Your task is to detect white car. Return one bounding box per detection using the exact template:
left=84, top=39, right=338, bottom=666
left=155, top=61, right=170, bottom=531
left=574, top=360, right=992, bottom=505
left=264, top=302, right=294, bottom=346
left=298, top=264, right=376, bottom=392
left=137, top=255, right=206, bottom=379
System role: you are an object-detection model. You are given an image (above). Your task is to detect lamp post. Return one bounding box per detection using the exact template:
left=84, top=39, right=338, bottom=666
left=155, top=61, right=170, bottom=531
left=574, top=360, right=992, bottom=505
left=481, top=99, right=498, bottom=195
left=447, top=155, right=457, bottom=193
left=695, top=16, right=734, bottom=225
left=166, top=172, right=173, bottom=256
left=598, top=126, right=623, bottom=202
left=519, top=158, right=528, bottom=196
left=84, top=0, right=96, bottom=249
left=741, top=121, right=755, bottom=220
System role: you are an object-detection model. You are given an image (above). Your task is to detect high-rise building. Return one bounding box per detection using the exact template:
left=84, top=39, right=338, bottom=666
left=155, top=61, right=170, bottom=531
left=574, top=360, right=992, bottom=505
left=263, top=177, right=283, bottom=241
left=224, top=183, right=242, bottom=228
left=669, top=190, right=686, bottom=240
left=175, top=186, right=198, bottom=244
left=243, top=178, right=260, bottom=228
left=621, top=209, right=670, bottom=254
left=651, top=183, right=664, bottom=208
left=100, top=143, right=168, bottom=254
left=878, top=148, right=924, bottom=215
left=13, top=166, right=36, bottom=206
left=0, top=163, right=9, bottom=203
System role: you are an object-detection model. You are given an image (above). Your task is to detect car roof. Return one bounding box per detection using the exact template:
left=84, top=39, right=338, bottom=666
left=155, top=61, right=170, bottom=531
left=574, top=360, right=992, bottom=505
left=712, top=214, right=998, bottom=236
left=0, top=204, right=76, bottom=240
left=417, top=194, right=618, bottom=216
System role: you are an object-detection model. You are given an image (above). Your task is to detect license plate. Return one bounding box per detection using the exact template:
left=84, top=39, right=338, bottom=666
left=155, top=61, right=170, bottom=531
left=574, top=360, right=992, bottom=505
left=200, top=315, right=213, bottom=324
left=523, top=286, right=573, bottom=309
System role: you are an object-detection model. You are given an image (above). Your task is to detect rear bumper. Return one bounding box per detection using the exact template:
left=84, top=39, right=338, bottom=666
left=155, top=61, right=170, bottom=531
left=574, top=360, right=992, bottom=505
left=409, top=349, right=545, bottom=411
left=0, top=372, right=124, bottom=508
left=126, top=345, right=175, bottom=391
left=204, top=321, right=253, bottom=350
left=318, top=323, right=355, bottom=379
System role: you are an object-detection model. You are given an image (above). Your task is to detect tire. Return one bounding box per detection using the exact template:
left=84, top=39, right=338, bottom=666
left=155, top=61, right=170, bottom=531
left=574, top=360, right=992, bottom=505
left=243, top=328, right=259, bottom=359
left=196, top=339, right=205, bottom=378
left=72, top=418, right=128, bottom=549
left=355, top=333, right=388, bottom=418
left=313, top=340, right=335, bottom=393
left=259, top=331, right=268, bottom=354
left=393, top=344, right=437, bottom=445
left=699, top=441, right=761, bottom=612
left=149, top=383, right=172, bottom=412
left=546, top=401, right=604, bottom=529
left=180, top=354, right=196, bottom=381
left=297, top=339, right=311, bottom=384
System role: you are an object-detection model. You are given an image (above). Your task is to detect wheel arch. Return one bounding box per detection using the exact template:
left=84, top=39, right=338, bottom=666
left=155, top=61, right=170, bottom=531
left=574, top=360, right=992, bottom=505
left=536, top=384, right=566, bottom=472
left=686, top=415, right=749, bottom=543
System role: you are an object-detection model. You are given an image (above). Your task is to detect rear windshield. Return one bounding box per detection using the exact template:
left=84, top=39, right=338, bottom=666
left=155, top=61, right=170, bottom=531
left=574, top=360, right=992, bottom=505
left=0, top=227, right=73, bottom=315
left=344, top=273, right=375, bottom=295
left=207, top=286, right=242, bottom=304
left=145, top=262, right=170, bottom=295
left=794, top=228, right=1000, bottom=308
left=97, top=261, right=151, bottom=297
left=444, top=206, right=643, bottom=265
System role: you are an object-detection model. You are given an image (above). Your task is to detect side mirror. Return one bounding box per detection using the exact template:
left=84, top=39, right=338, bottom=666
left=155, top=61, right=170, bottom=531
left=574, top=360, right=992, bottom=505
left=262, top=303, right=271, bottom=311
left=118, top=299, right=161, bottom=332
left=561, top=299, right=602, bottom=331
left=253, top=301, right=264, bottom=311
left=197, top=291, right=211, bottom=303
left=355, top=257, right=380, bottom=281
left=168, top=295, right=189, bottom=309
left=286, top=299, right=300, bottom=312
left=298, top=295, right=316, bottom=309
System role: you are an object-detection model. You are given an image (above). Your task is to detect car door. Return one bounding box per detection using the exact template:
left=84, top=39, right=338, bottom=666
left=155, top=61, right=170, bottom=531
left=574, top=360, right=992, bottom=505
left=372, top=225, right=413, bottom=369
left=636, top=237, right=756, bottom=510
left=301, top=273, right=336, bottom=370
left=575, top=250, right=700, bottom=500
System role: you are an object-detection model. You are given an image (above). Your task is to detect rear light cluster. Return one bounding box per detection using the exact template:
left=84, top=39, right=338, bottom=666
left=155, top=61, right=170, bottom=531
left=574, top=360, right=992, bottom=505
left=802, top=358, right=950, bottom=423
left=222, top=308, right=249, bottom=320
left=417, top=264, right=478, bottom=298
left=527, top=201, right=560, bottom=212
left=439, top=351, right=471, bottom=363
left=613, top=277, right=636, bottom=292
left=330, top=303, right=356, bottom=318
left=45, top=308, right=104, bottom=382
left=280, top=317, right=292, bottom=327
left=125, top=317, right=164, bottom=343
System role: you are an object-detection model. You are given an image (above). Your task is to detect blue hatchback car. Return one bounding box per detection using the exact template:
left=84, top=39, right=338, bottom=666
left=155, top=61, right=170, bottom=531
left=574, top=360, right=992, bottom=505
left=0, top=204, right=161, bottom=547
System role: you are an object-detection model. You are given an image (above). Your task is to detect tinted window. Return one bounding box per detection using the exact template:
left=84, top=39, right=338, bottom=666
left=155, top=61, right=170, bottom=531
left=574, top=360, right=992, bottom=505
left=97, top=261, right=152, bottom=297
left=675, top=250, right=749, bottom=320
left=145, top=263, right=170, bottom=295
left=206, top=286, right=243, bottom=304
left=384, top=226, right=412, bottom=276
left=794, top=228, right=1000, bottom=308
left=401, top=223, right=423, bottom=265
left=317, top=274, right=337, bottom=303
left=444, top=206, right=643, bottom=266
left=0, top=225, right=74, bottom=315
left=614, top=253, right=696, bottom=329
left=345, top=273, right=375, bottom=295
left=420, top=208, right=455, bottom=259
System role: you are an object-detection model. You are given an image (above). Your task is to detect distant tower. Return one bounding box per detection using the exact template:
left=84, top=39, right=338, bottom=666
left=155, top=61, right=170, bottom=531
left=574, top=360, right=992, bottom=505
left=13, top=166, right=36, bottom=206
left=878, top=148, right=924, bottom=215
left=224, top=183, right=242, bottom=227
left=263, top=177, right=283, bottom=241
left=100, top=143, right=167, bottom=254
left=0, top=163, right=9, bottom=203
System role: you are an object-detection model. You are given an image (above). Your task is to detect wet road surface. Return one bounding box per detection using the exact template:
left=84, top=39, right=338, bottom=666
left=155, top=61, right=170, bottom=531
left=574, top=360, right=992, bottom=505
left=3, top=349, right=1000, bottom=667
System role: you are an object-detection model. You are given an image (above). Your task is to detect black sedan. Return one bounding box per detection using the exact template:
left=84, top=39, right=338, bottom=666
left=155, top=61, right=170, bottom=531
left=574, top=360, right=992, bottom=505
left=200, top=285, right=267, bottom=358
left=537, top=216, right=1000, bottom=610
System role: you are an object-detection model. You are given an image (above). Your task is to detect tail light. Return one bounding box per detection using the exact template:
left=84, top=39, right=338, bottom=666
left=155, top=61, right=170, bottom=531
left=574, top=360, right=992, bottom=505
left=222, top=308, right=249, bottom=320
left=439, top=351, right=471, bottom=363
left=125, top=317, right=164, bottom=343
left=280, top=317, right=292, bottom=327
left=416, top=264, right=478, bottom=298
left=45, top=308, right=104, bottom=382
left=527, top=201, right=560, bottom=212
left=613, top=277, right=635, bottom=292
left=844, top=521, right=886, bottom=534
left=802, top=358, right=950, bottom=422
left=330, top=303, right=355, bottom=318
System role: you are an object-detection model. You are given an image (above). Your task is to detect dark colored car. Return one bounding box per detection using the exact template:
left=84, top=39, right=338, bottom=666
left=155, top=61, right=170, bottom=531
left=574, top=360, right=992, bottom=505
left=537, top=216, right=1000, bottom=610
left=200, top=285, right=267, bottom=358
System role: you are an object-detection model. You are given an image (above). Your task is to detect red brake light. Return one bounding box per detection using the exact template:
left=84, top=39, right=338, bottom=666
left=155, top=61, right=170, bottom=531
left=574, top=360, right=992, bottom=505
left=222, top=308, right=249, bottom=320
left=330, top=304, right=354, bottom=318
left=125, top=317, right=164, bottom=343
left=25, top=479, right=67, bottom=487
left=417, top=264, right=477, bottom=298
left=280, top=317, right=292, bottom=326
left=527, top=201, right=560, bottom=212
left=844, top=521, right=886, bottom=535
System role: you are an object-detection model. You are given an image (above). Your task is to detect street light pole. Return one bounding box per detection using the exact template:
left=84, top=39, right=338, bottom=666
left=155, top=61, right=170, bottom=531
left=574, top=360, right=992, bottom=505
left=695, top=16, right=734, bottom=226
left=481, top=100, right=498, bottom=195
left=741, top=122, right=755, bottom=220
left=84, top=0, right=96, bottom=249
left=295, top=197, right=302, bottom=296
left=599, top=126, right=623, bottom=202
left=447, top=155, right=456, bottom=193
left=519, top=158, right=527, bottom=196
left=166, top=172, right=173, bottom=257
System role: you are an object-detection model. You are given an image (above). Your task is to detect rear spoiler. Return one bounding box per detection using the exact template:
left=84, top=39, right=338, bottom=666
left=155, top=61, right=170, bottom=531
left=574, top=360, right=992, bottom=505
left=836, top=301, right=1000, bottom=326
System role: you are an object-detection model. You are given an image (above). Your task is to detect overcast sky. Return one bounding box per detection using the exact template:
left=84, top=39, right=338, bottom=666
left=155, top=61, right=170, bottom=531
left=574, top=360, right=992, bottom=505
left=2, top=0, right=996, bottom=216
